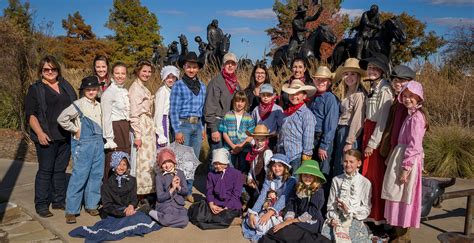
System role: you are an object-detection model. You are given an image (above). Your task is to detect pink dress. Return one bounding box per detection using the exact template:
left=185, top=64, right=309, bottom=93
left=382, top=109, right=426, bottom=228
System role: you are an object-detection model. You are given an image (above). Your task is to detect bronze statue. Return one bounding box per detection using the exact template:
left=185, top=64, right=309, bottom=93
left=287, top=4, right=324, bottom=65
left=207, top=19, right=224, bottom=52
left=353, top=4, right=381, bottom=59
left=164, top=41, right=179, bottom=65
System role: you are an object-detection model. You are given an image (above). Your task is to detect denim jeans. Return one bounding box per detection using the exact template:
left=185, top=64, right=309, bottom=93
left=179, top=122, right=203, bottom=159
left=66, top=105, right=104, bottom=215
left=313, top=132, right=334, bottom=178
left=333, top=125, right=360, bottom=176
left=34, top=139, right=70, bottom=213
left=186, top=179, right=194, bottom=196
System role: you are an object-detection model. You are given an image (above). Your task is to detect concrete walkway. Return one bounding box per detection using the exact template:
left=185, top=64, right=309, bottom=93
left=0, top=158, right=472, bottom=242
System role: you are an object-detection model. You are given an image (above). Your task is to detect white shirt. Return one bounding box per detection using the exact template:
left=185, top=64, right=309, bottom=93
left=327, top=171, right=372, bottom=221
left=57, top=97, right=102, bottom=139
left=154, top=85, right=171, bottom=145
left=101, top=81, right=130, bottom=148
left=365, top=79, right=393, bottom=149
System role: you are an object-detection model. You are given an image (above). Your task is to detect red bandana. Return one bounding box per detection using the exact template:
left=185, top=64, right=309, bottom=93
left=284, top=100, right=307, bottom=116
left=258, top=99, right=275, bottom=121
left=246, top=140, right=269, bottom=162
left=222, top=69, right=238, bottom=94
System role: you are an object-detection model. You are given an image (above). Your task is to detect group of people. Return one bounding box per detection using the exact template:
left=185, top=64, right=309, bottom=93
left=25, top=49, right=427, bottom=242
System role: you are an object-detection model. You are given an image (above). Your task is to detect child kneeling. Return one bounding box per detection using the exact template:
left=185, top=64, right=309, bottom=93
left=149, top=148, right=189, bottom=228
left=321, top=149, right=372, bottom=242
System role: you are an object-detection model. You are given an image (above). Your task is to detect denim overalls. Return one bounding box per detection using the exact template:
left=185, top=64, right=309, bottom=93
left=65, top=103, right=105, bottom=215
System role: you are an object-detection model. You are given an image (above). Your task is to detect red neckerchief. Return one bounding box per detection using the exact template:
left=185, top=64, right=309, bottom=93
left=246, top=141, right=269, bottom=162
left=258, top=99, right=275, bottom=121
left=284, top=100, right=307, bottom=116
left=222, top=69, right=238, bottom=94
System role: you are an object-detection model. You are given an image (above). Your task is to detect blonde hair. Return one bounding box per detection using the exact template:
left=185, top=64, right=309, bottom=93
left=337, top=72, right=365, bottom=100
left=295, top=174, right=322, bottom=195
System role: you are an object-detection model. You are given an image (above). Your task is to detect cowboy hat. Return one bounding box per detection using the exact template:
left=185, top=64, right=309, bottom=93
left=333, top=58, right=367, bottom=83
left=178, top=51, right=204, bottom=69
left=312, top=66, right=334, bottom=80
left=295, top=160, right=326, bottom=183
left=391, top=65, right=416, bottom=80
left=282, top=79, right=316, bottom=97
left=246, top=124, right=273, bottom=137
left=359, top=53, right=390, bottom=75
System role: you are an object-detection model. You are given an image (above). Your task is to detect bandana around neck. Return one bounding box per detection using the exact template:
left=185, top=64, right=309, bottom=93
left=258, top=99, right=275, bottom=121
left=284, top=101, right=306, bottom=116
left=182, top=74, right=201, bottom=96
left=222, top=69, right=238, bottom=94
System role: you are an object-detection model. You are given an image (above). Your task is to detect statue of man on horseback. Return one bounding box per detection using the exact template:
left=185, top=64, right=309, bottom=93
left=287, top=4, right=324, bottom=65
left=207, top=19, right=224, bottom=52
left=353, top=4, right=382, bottom=59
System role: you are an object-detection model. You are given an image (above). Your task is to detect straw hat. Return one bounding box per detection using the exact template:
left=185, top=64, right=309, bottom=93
left=246, top=124, right=273, bottom=137
left=333, top=58, right=367, bottom=83
left=312, top=66, right=334, bottom=80
left=282, top=79, right=316, bottom=97
left=295, top=160, right=326, bottom=183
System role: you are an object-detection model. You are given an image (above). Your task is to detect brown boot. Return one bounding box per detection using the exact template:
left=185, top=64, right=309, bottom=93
left=65, top=214, right=76, bottom=224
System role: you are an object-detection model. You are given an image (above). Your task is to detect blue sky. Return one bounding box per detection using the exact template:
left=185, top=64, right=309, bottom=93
left=1, top=0, right=473, bottom=61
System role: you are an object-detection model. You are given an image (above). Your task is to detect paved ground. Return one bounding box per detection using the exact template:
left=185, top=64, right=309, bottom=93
left=0, top=158, right=472, bottom=243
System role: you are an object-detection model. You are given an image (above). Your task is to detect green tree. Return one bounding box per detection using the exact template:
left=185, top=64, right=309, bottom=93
left=62, top=11, right=95, bottom=40
left=265, top=0, right=348, bottom=61
left=106, top=0, right=162, bottom=64
left=3, top=0, right=32, bottom=34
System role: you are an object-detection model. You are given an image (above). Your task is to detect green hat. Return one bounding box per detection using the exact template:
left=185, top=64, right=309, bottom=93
left=295, top=160, right=326, bottom=183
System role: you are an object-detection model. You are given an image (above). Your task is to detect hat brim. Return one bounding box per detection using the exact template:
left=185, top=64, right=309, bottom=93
left=245, top=130, right=274, bottom=137
left=295, top=166, right=326, bottom=183
left=360, top=57, right=389, bottom=74
left=282, top=84, right=316, bottom=98
left=178, top=58, right=204, bottom=69
left=79, top=84, right=101, bottom=90
left=333, top=66, right=367, bottom=83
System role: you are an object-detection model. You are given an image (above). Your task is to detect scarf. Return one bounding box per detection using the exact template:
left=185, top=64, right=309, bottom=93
left=258, top=99, right=275, bottom=121
left=116, top=174, right=129, bottom=188
left=222, top=69, right=238, bottom=94
left=283, top=101, right=306, bottom=116
left=246, top=141, right=269, bottom=163
left=182, top=74, right=201, bottom=96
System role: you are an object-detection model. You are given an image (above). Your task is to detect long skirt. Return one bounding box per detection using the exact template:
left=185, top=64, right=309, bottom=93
left=104, top=120, right=131, bottom=180
left=188, top=200, right=240, bottom=230
left=362, top=120, right=386, bottom=224
left=130, top=114, right=156, bottom=195
left=149, top=203, right=188, bottom=228
left=259, top=224, right=331, bottom=243
left=382, top=144, right=423, bottom=228
left=321, top=218, right=371, bottom=243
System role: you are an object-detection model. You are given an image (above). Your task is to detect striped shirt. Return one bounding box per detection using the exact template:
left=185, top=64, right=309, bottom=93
left=277, top=104, right=317, bottom=161
left=219, top=111, right=255, bottom=150
left=169, top=80, right=206, bottom=133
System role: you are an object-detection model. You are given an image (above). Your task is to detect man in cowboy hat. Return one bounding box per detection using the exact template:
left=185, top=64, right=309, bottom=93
left=170, top=51, right=206, bottom=162
left=277, top=79, right=317, bottom=172
left=309, top=66, right=339, bottom=179
left=287, top=4, right=324, bottom=66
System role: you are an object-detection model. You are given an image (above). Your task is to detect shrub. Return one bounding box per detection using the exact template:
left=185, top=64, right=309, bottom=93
left=424, top=126, right=474, bottom=178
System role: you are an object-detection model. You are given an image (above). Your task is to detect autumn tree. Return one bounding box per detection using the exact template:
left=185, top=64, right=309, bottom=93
left=106, top=0, right=162, bottom=64
left=61, top=11, right=111, bottom=69
left=377, top=12, right=445, bottom=64
left=265, top=0, right=348, bottom=60
left=3, top=0, right=32, bottom=34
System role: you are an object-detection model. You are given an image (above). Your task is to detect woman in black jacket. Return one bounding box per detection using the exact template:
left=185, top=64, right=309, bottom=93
left=24, top=55, right=77, bottom=217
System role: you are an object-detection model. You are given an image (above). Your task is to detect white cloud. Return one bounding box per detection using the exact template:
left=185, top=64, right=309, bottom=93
left=221, top=8, right=276, bottom=20
left=187, top=26, right=203, bottom=33
left=339, top=8, right=364, bottom=19
left=157, top=9, right=185, bottom=15
left=430, top=17, right=474, bottom=27
left=227, top=27, right=262, bottom=35
left=428, top=0, right=473, bottom=5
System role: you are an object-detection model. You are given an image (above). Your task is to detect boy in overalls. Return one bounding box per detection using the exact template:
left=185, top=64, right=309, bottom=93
left=57, top=76, right=105, bottom=224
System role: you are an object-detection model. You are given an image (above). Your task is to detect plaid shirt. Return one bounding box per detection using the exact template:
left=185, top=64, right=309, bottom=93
left=169, top=80, right=206, bottom=133
left=277, top=104, right=316, bottom=161
left=218, top=111, right=255, bottom=150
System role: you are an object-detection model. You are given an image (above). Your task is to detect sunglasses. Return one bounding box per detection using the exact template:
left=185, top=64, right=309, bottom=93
left=42, top=68, right=58, bottom=73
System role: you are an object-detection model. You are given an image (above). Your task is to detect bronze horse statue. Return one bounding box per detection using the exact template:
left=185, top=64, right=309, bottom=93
left=330, top=17, right=407, bottom=71
left=205, top=33, right=231, bottom=68
left=271, top=24, right=337, bottom=70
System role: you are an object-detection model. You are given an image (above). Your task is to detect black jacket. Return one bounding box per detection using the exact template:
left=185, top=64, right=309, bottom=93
left=101, top=174, right=138, bottom=218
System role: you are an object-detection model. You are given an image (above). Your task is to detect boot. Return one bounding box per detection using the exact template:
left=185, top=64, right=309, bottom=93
left=390, top=227, right=411, bottom=243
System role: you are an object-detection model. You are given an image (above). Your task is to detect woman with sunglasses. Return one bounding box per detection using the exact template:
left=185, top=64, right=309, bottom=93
left=25, top=55, right=77, bottom=218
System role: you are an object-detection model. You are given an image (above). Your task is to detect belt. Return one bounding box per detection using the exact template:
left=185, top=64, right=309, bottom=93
left=180, top=116, right=200, bottom=124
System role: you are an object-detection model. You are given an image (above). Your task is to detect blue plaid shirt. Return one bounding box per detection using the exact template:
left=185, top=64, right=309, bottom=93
left=309, top=92, right=339, bottom=151
left=169, top=80, right=206, bottom=133
left=277, top=104, right=316, bottom=161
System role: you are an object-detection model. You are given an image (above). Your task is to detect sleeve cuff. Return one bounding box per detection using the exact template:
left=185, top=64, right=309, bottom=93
left=104, top=140, right=118, bottom=150
left=284, top=211, right=295, bottom=220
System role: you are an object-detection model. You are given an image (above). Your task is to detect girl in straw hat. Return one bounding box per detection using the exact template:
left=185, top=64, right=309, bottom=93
left=309, top=66, right=339, bottom=179
left=245, top=124, right=274, bottom=207
left=276, top=79, right=317, bottom=172
left=322, top=149, right=372, bottom=243
left=260, top=160, right=329, bottom=243
left=332, top=58, right=367, bottom=177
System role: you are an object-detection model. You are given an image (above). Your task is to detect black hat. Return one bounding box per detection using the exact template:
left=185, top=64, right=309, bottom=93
left=79, top=76, right=100, bottom=90
left=391, top=65, right=416, bottom=80
left=360, top=53, right=390, bottom=74
left=178, top=52, right=204, bottom=69
left=296, top=5, right=307, bottom=13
